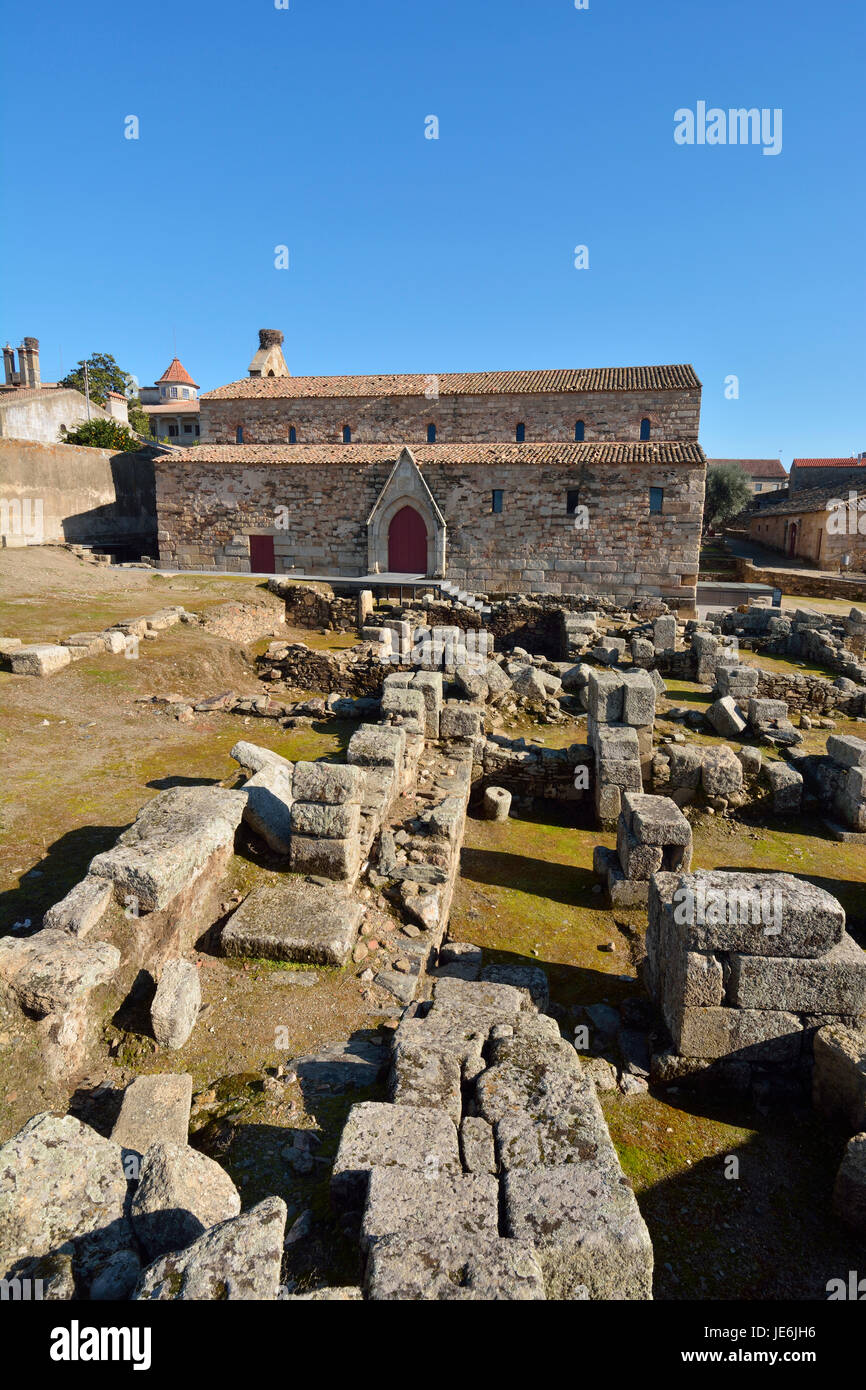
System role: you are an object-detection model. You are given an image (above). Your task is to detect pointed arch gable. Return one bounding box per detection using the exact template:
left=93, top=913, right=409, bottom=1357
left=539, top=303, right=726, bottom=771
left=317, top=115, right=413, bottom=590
left=367, top=446, right=446, bottom=575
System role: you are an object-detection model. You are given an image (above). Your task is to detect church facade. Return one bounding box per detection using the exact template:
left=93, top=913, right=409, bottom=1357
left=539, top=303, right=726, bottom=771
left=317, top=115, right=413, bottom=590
left=154, top=330, right=707, bottom=609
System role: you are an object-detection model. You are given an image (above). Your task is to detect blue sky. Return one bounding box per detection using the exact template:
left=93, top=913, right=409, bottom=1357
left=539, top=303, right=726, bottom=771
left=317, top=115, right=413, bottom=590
left=1, top=0, right=863, bottom=463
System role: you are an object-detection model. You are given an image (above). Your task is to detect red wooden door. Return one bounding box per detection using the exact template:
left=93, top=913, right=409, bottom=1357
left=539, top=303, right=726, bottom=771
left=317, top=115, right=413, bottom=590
left=249, top=535, right=275, bottom=573
left=388, top=506, right=427, bottom=572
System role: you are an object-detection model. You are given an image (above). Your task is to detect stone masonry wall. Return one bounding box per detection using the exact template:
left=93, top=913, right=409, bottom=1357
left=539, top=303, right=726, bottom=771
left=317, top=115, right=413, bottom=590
left=154, top=458, right=704, bottom=605
left=201, top=386, right=701, bottom=447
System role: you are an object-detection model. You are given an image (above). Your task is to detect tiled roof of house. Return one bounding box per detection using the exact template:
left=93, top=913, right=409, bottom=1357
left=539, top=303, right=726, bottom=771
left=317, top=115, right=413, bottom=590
left=142, top=400, right=200, bottom=415
left=749, top=484, right=865, bottom=517
left=790, top=458, right=866, bottom=469
left=156, top=357, right=198, bottom=388
left=708, top=457, right=787, bottom=479
left=201, top=364, right=701, bottom=402
left=153, top=441, right=706, bottom=467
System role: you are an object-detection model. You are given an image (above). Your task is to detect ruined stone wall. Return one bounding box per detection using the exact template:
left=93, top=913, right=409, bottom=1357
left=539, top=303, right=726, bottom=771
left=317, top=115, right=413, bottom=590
left=154, top=457, right=704, bottom=605
left=200, top=387, right=702, bottom=446
left=733, top=557, right=866, bottom=602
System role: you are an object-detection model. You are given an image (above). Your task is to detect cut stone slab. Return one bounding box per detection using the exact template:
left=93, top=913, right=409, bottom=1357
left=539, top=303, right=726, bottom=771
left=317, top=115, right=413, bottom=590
left=480, top=964, right=550, bottom=1013
left=364, top=1232, right=545, bottom=1301
left=131, top=1141, right=241, bottom=1261
left=0, top=1114, right=132, bottom=1287
left=651, top=870, right=846, bottom=958
left=133, top=1196, right=286, bottom=1300
left=503, top=1163, right=653, bottom=1300
left=42, top=876, right=114, bottom=937
left=331, top=1102, right=460, bottom=1218
left=290, top=833, right=360, bottom=881
left=230, top=740, right=293, bottom=776
left=0, top=930, right=119, bottom=1017
left=291, top=801, right=360, bottom=839
left=764, top=760, right=803, bottom=814
left=346, top=724, right=406, bottom=769
left=361, top=1168, right=499, bottom=1252
left=291, top=1036, right=389, bottom=1093
left=89, top=786, right=246, bottom=912
left=706, top=696, right=747, bottom=738
left=394, top=1007, right=488, bottom=1074
left=432, top=975, right=529, bottom=1018
left=111, top=1073, right=193, bottom=1157
left=222, top=878, right=364, bottom=965
left=700, top=745, right=744, bottom=800
left=729, top=934, right=866, bottom=1014
left=151, top=959, right=201, bottom=1049
left=827, top=734, right=866, bottom=769
left=389, top=1041, right=463, bottom=1126
left=293, top=760, right=363, bottom=805
left=673, top=1007, right=802, bottom=1061
left=460, top=1116, right=497, bottom=1174
left=242, top=765, right=293, bottom=855
left=813, top=1024, right=866, bottom=1131
left=9, top=644, right=71, bottom=676
left=832, top=1133, right=866, bottom=1233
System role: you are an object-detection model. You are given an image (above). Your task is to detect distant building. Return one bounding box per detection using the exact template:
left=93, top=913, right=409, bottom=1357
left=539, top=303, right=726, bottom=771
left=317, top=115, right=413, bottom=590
left=707, top=457, right=787, bottom=495
left=153, top=327, right=707, bottom=611
left=749, top=484, right=866, bottom=572
left=0, top=336, right=128, bottom=444
left=789, top=456, right=866, bottom=493
left=140, top=358, right=200, bottom=445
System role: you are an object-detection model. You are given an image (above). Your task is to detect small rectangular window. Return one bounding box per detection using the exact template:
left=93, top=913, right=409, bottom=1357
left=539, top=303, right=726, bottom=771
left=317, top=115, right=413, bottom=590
left=567, top=489, right=581, bottom=514
left=649, top=487, right=664, bottom=515
left=491, top=490, right=503, bottom=514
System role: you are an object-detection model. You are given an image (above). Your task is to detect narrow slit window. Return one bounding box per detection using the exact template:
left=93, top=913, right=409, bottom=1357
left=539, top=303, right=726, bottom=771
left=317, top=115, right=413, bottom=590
left=649, top=487, right=664, bottom=514
left=236, top=426, right=244, bottom=443
left=567, top=489, right=581, bottom=514
left=342, top=425, right=352, bottom=443
left=515, top=422, right=525, bottom=442
left=640, top=418, right=651, bottom=441
left=491, top=489, right=503, bottom=514
left=288, top=425, right=297, bottom=444
left=574, top=420, right=585, bottom=442
left=427, top=423, right=436, bottom=443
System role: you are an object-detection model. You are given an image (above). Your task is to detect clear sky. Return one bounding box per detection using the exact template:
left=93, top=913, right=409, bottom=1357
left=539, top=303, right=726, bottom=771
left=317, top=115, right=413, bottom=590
left=1, top=0, right=863, bottom=464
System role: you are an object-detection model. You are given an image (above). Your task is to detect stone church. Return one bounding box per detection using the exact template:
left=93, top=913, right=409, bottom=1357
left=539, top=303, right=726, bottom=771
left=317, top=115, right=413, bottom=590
left=154, top=329, right=706, bottom=609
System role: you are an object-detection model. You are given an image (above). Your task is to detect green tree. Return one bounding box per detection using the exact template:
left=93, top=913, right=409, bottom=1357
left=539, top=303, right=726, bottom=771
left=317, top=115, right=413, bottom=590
left=61, top=417, right=141, bottom=452
left=59, top=352, right=131, bottom=407
left=704, top=462, right=753, bottom=530
left=127, top=403, right=154, bottom=437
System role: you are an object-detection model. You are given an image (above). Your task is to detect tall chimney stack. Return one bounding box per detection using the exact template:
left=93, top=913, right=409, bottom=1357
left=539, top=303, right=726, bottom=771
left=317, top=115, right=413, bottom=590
left=18, top=337, right=40, bottom=389
left=3, top=344, right=16, bottom=387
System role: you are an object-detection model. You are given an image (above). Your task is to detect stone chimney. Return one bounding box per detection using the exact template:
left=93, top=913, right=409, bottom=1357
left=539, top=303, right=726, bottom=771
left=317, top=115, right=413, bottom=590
left=17, top=337, right=40, bottom=389
left=248, top=329, right=289, bottom=379
left=3, top=344, right=16, bottom=387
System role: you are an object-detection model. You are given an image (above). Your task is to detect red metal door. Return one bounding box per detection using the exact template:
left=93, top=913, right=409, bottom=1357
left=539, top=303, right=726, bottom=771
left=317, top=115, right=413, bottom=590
left=249, top=535, right=275, bottom=573
left=387, top=506, right=427, bottom=572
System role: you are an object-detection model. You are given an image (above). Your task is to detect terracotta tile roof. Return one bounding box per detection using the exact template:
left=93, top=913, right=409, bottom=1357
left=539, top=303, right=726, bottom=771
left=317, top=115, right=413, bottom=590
left=142, top=401, right=200, bottom=415
left=749, top=485, right=865, bottom=516
left=201, top=364, right=701, bottom=402
left=156, top=357, right=199, bottom=388
left=153, top=441, right=706, bottom=467
left=708, top=457, right=787, bottom=479
left=790, top=458, right=866, bottom=469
